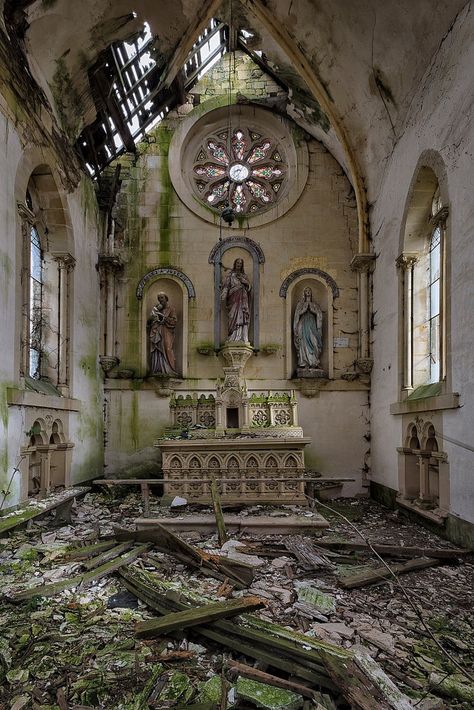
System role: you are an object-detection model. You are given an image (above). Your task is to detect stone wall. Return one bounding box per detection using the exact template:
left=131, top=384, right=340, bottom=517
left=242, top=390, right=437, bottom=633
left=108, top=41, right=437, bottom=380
left=104, top=52, right=367, bottom=494
left=370, top=5, right=474, bottom=525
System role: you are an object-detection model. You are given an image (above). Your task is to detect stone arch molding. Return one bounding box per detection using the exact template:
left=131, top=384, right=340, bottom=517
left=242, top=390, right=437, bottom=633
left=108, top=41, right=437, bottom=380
left=136, top=267, right=196, bottom=300
left=279, top=268, right=340, bottom=300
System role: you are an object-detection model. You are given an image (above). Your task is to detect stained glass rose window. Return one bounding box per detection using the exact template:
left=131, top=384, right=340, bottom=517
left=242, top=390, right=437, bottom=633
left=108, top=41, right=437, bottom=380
left=192, top=127, right=286, bottom=215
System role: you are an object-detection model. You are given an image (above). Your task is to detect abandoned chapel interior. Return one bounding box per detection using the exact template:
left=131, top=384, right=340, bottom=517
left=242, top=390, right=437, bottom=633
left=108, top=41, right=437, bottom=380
left=0, top=1, right=473, bottom=708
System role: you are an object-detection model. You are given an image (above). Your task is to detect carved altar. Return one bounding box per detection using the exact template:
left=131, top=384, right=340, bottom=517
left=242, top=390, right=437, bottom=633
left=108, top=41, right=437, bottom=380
left=157, top=342, right=311, bottom=503
left=159, top=436, right=311, bottom=504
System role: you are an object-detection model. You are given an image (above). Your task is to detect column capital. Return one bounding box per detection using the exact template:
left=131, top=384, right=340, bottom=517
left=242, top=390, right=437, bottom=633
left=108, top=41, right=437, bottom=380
left=350, top=253, right=375, bottom=272
left=396, top=252, right=418, bottom=270
left=97, top=254, right=124, bottom=272
left=52, top=251, right=76, bottom=270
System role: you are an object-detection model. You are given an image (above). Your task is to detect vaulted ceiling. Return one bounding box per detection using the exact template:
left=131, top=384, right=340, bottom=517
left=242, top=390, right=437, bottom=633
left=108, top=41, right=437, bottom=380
left=3, top=0, right=468, bottom=202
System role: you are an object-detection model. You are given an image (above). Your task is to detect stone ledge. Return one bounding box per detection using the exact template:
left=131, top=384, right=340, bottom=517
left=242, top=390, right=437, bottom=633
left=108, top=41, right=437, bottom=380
left=390, top=392, right=460, bottom=415
left=396, top=496, right=448, bottom=526
left=7, top=388, right=81, bottom=412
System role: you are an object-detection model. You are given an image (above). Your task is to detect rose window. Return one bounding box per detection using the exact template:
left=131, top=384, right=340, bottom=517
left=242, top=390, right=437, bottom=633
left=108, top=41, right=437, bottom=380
left=193, top=127, right=286, bottom=215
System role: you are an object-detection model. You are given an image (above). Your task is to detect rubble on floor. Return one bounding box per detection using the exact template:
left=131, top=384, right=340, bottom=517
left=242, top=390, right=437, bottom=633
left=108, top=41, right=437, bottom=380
left=0, top=491, right=472, bottom=709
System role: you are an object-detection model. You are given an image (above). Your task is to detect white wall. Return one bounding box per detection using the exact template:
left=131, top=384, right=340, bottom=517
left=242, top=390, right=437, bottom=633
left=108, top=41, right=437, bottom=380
left=371, top=4, right=474, bottom=523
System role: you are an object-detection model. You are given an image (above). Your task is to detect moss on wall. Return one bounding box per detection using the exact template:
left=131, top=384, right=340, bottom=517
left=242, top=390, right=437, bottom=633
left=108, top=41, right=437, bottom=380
left=49, top=56, right=84, bottom=141
left=157, top=125, right=175, bottom=266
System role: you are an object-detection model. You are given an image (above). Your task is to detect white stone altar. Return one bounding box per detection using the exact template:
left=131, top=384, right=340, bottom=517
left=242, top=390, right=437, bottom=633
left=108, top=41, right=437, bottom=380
left=156, top=343, right=312, bottom=504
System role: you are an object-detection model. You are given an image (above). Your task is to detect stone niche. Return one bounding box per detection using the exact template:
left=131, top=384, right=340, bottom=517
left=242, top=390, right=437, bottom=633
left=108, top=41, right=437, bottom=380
left=284, top=273, right=336, bottom=379
left=140, top=275, right=187, bottom=378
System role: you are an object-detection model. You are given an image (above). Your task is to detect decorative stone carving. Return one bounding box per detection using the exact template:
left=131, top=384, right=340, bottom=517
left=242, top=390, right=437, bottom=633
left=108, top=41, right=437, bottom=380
left=99, top=355, right=119, bottom=375
left=136, top=267, right=195, bottom=299
left=280, top=268, right=339, bottom=300
left=148, top=292, right=178, bottom=375
left=357, top=357, right=374, bottom=374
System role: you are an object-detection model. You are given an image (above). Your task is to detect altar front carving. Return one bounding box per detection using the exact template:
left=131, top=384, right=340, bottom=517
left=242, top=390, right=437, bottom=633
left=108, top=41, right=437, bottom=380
left=158, top=437, right=310, bottom=504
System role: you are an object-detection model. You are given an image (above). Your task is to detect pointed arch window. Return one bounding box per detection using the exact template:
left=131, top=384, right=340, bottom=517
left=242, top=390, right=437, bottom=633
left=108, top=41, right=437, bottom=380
left=28, top=222, right=44, bottom=379
left=398, top=173, right=448, bottom=393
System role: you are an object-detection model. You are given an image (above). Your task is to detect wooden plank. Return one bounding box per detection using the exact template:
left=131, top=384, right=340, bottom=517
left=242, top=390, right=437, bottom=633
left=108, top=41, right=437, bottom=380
left=284, top=535, right=336, bottom=570
left=7, top=544, right=151, bottom=601
left=113, top=524, right=254, bottom=588
left=135, top=596, right=265, bottom=638
left=210, top=477, right=227, bottom=546
left=0, top=487, right=90, bottom=535
left=141, top=482, right=150, bottom=516
left=339, top=557, right=441, bottom=589
left=317, top=540, right=470, bottom=559
left=82, top=542, right=135, bottom=571
left=64, top=539, right=117, bottom=561
left=225, top=660, right=319, bottom=701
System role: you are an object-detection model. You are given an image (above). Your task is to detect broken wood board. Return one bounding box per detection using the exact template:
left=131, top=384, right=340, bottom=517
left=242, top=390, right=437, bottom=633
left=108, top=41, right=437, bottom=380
left=114, top=523, right=254, bottom=588
left=135, top=595, right=265, bottom=638
left=317, top=539, right=471, bottom=559
left=338, top=556, right=441, bottom=589
left=120, top=567, right=413, bottom=707
left=134, top=513, right=329, bottom=535
left=120, top=567, right=335, bottom=689
left=0, top=486, right=90, bottom=535
left=6, top=544, right=151, bottom=601
left=63, top=539, right=118, bottom=560
left=225, top=659, right=319, bottom=701
left=320, top=645, right=413, bottom=710
left=81, top=541, right=135, bottom=570
left=284, top=535, right=336, bottom=570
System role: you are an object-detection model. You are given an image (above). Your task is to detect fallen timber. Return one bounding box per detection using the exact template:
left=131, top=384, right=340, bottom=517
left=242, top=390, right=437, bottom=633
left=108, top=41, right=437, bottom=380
left=0, top=486, right=90, bottom=535
left=113, top=523, right=255, bottom=588
left=339, top=556, right=441, bottom=589
left=135, top=513, right=329, bottom=535
left=135, top=595, right=265, bottom=638
left=6, top=543, right=151, bottom=602
left=119, top=567, right=413, bottom=709
left=316, top=539, right=471, bottom=559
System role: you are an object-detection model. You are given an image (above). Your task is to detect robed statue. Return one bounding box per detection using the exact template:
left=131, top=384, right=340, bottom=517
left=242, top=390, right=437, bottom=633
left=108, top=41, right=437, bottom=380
left=221, top=258, right=252, bottom=343
left=148, top=292, right=177, bottom=375
left=293, top=287, right=323, bottom=371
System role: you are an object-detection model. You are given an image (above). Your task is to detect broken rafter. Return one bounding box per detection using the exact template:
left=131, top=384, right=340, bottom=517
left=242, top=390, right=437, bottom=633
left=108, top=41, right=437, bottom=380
left=317, top=540, right=471, bottom=559
left=210, top=476, right=228, bottom=546
left=338, top=556, right=441, bottom=589
left=6, top=543, right=151, bottom=602
left=113, top=523, right=254, bottom=588
left=135, top=595, right=265, bottom=638
left=225, top=660, right=319, bottom=701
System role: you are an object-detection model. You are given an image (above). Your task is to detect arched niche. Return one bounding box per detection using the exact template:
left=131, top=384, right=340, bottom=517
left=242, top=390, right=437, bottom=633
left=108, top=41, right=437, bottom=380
left=140, top=275, right=188, bottom=378
left=281, top=271, right=337, bottom=379
left=209, top=236, right=264, bottom=350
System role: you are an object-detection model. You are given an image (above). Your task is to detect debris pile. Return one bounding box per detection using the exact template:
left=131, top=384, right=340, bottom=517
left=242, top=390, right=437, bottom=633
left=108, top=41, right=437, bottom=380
left=0, top=491, right=472, bottom=709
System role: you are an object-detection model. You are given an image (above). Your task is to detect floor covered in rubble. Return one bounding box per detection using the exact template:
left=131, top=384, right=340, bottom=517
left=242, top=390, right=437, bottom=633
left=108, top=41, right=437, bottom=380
left=0, top=492, right=473, bottom=710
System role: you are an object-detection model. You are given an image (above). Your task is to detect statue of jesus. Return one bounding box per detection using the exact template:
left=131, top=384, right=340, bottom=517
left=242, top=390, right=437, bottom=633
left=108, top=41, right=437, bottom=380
left=220, top=258, right=252, bottom=343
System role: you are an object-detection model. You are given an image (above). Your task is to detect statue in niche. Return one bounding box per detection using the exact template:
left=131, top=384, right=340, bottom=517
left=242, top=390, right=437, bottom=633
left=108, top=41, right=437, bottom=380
left=293, top=287, right=325, bottom=377
left=148, top=292, right=178, bottom=375
left=221, top=258, right=252, bottom=343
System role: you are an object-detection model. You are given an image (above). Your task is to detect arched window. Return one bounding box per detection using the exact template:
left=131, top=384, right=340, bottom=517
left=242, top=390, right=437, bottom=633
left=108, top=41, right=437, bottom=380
left=398, top=167, right=448, bottom=392
left=28, top=212, right=44, bottom=379
left=18, top=167, right=75, bottom=393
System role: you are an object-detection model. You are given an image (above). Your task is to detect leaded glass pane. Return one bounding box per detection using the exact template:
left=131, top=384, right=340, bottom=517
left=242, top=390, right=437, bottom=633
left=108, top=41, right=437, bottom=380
left=207, top=140, right=229, bottom=164
left=251, top=166, right=283, bottom=179
left=194, top=164, right=226, bottom=178
left=247, top=180, right=271, bottom=203
left=232, top=130, right=246, bottom=160
left=247, top=141, right=272, bottom=164
left=231, top=184, right=246, bottom=212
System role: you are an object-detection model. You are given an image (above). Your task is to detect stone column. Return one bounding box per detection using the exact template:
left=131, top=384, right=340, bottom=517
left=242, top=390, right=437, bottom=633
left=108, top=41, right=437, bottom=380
left=350, top=253, right=375, bottom=373
left=17, top=203, right=37, bottom=379
left=396, top=253, right=418, bottom=391
left=290, top=391, right=298, bottom=426
left=98, top=255, right=123, bottom=374
left=52, top=253, right=75, bottom=394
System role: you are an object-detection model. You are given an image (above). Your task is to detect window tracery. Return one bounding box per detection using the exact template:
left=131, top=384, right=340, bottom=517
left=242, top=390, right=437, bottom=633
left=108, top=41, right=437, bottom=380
left=192, top=127, right=286, bottom=215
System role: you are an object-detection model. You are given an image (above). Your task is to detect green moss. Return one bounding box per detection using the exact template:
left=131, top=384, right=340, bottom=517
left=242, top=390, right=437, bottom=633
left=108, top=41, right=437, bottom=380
left=80, top=175, right=99, bottom=225
left=0, top=250, right=13, bottom=303
left=49, top=55, right=84, bottom=140
left=130, top=392, right=139, bottom=451
left=41, top=0, right=58, bottom=8
left=157, top=125, right=175, bottom=266
left=79, top=354, right=99, bottom=377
